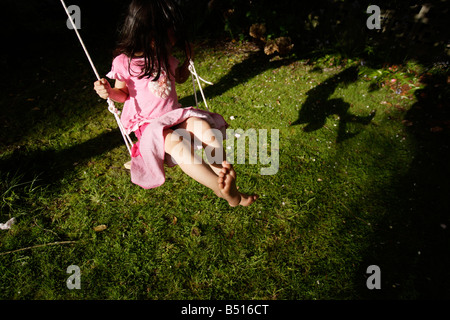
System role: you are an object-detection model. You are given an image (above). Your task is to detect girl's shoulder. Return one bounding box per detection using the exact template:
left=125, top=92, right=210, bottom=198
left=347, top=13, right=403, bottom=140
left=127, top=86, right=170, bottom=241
left=112, top=54, right=149, bottom=77
left=112, top=53, right=130, bottom=67
left=108, top=54, right=132, bottom=81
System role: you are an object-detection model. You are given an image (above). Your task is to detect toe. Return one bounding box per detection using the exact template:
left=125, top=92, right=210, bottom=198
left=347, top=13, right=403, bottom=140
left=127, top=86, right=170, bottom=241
left=222, top=160, right=231, bottom=170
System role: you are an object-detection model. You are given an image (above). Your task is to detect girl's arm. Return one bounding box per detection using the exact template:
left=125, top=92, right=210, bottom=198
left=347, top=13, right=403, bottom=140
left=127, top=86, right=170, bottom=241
left=94, top=79, right=129, bottom=103
left=175, top=43, right=194, bottom=84
left=175, top=59, right=190, bottom=84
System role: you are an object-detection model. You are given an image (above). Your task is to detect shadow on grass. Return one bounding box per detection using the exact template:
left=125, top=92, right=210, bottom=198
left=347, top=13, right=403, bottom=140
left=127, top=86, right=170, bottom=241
left=291, top=65, right=376, bottom=142
left=0, top=129, right=126, bottom=190
left=354, top=70, right=450, bottom=299
left=179, top=49, right=299, bottom=107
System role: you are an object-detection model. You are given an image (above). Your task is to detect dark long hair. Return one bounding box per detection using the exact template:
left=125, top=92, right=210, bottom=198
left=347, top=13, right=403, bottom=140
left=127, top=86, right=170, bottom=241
left=114, top=0, right=190, bottom=80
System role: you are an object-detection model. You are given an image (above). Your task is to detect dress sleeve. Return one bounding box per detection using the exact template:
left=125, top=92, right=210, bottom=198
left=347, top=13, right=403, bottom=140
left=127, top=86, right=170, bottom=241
left=106, top=54, right=129, bottom=82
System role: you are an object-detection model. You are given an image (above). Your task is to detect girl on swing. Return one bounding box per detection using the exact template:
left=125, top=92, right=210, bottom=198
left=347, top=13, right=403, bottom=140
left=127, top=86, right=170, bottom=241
left=94, top=0, right=257, bottom=206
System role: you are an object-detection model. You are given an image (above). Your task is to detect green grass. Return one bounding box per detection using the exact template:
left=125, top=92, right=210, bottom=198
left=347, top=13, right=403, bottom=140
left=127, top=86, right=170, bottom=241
left=1, top=39, right=449, bottom=300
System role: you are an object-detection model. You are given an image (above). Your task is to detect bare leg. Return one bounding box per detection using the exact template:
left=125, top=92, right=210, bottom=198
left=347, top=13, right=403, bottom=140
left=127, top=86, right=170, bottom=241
left=175, top=117, right=225, bottom=175
left=167, top=120, right=258, bottom=207
left=164, top=128, right=223, bottom=198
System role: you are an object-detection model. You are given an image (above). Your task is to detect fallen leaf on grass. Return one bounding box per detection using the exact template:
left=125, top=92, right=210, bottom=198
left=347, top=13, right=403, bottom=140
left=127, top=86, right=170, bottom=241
left=191, top=227, right=201, bottom=237
left=0, top=218, right=15, bottom=230
left=93, top=224, right=107, bottom=232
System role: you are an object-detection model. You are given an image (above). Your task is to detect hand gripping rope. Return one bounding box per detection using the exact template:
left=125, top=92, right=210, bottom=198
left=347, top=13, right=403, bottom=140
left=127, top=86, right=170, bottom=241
left=60, top=0, right=213, bottom=155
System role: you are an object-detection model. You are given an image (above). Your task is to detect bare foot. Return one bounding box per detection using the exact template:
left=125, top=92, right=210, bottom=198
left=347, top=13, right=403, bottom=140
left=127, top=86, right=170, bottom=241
left=218, top=161, right=258, bottom=207
left=239, top=193, right=259, bottom=206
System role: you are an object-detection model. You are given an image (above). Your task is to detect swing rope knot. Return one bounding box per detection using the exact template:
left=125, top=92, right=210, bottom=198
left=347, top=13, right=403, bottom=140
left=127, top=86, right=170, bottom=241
left=107, top=98, right=120, bottom=115
left=188, top=60, right=213, bottom=86
left=107, top=98, right=133, bottom=156
left=188, top=59, right=213, bottom=110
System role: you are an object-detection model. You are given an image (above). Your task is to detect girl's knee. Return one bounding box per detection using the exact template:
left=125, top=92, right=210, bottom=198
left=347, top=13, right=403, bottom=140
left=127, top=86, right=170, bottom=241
left=164, top=128, right=192, bottom=154
left=163, top=128, right=176, bottom=153
left=190, top=119, right=223, bottom=146
left=184, top=117, right=209, bottom=132
left=163, top=128, right=174, bottom=141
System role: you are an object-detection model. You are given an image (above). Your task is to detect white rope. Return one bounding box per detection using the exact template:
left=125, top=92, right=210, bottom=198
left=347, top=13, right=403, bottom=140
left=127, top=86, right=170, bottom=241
left=188, top=59, right=213, bottom=110
left=191, top=68, right=198, bottom=107
left=107, top=99, right=133, bottom=155
left=60, top=0, right=133, bottom=156
left=60, top=0, right=100, bottom=80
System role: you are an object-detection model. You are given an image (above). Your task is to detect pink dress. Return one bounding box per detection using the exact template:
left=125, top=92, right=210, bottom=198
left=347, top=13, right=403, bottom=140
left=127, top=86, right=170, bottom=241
left=107, top=54, right=228, bottom=189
